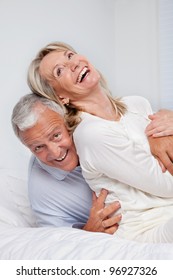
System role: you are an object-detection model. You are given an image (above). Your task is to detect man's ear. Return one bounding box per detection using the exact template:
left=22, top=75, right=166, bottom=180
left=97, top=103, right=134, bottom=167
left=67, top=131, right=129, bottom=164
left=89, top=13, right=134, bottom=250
left=58, top=96, right=70, bottom=105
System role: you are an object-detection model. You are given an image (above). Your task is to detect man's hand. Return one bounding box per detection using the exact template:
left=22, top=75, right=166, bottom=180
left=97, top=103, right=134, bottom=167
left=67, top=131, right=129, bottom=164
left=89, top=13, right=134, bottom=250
left=83, top=189, right=121, bottom=234
left=145, top=110, right=173, bottom=137
left=148, top=135, right=173, bottom=175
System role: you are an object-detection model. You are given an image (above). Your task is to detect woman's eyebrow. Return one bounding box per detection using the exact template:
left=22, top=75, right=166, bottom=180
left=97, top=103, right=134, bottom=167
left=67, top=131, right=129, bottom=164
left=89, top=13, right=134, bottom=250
left=64, top=50, right=68, bottom=57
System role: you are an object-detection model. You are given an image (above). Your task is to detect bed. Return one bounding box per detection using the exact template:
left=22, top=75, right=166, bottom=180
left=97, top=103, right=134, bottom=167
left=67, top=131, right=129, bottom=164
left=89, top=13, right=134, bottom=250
left=1, top=166, right=173, bottom=260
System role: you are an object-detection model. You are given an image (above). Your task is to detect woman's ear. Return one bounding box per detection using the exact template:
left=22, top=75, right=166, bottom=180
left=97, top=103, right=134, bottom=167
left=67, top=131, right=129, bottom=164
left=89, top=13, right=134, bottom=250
left=59, top=96, right=70, bottom=106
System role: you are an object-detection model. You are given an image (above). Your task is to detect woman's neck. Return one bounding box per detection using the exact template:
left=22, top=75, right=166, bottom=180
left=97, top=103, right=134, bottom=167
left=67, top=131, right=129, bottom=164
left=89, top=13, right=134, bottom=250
left=72, top=89, right=120, bottom=121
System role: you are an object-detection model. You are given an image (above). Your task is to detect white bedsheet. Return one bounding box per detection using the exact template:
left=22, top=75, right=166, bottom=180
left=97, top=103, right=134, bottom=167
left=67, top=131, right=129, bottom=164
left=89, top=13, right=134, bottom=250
left=1, top=225, right=173, bottom=260
left=0, top=170, right=173, bottom=260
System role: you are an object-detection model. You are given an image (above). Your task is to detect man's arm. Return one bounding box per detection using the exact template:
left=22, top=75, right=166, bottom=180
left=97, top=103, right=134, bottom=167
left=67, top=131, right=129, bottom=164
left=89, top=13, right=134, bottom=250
left=148, top=136, right=173, bottom=175
left=83, top=189, right=121, bottom=234
left=145, top=109, right=173, bottom=137
left=145, top=109, right=173, bottom=175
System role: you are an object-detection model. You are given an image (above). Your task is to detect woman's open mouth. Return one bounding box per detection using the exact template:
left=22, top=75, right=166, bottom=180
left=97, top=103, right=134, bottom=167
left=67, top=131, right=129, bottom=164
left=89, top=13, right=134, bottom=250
left=76, top=66, right=90, bottom=83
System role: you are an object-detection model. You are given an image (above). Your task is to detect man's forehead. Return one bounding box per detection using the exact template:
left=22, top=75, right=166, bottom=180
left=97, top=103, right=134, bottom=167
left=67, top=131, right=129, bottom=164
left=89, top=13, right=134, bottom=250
left=20, top=110, right=64, bottom=144
left=34, top=103, right=63, bottom=121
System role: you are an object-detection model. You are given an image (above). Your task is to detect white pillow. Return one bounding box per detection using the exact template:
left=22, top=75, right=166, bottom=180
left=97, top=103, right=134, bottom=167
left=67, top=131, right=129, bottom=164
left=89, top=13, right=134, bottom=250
left=0, top=145, right=31, bottom=180
left=0, top=170, right=36, bottom=227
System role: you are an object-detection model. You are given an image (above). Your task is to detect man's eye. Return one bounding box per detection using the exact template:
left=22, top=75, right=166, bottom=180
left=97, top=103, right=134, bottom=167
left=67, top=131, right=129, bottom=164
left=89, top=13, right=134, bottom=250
left=35, top=145, right=43, bottom=152
left=54, top=133, right=60, bottom=139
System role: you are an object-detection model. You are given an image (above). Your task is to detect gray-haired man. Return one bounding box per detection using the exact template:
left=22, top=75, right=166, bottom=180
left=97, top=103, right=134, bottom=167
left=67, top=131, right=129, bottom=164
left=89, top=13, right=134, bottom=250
left=11, top=93, right=121, bottom=233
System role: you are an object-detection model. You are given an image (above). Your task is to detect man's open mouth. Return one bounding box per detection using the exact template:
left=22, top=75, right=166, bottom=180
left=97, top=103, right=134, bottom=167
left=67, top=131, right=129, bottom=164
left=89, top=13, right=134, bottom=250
left=55, top=150, right=68, bottom=162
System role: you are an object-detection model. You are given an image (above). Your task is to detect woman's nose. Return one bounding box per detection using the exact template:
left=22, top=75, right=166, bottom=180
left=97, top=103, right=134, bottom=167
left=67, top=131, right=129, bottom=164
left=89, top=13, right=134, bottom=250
left=69, top=58, right=79, bottom=72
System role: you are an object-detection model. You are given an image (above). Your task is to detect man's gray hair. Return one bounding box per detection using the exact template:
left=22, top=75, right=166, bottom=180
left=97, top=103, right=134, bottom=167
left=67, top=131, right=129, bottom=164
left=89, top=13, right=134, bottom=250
left=11, top=93, right=65, bottom=139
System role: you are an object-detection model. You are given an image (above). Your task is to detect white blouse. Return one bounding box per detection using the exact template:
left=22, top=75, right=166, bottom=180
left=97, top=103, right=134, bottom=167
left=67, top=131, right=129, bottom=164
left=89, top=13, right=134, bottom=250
left=74, top=96, right=173, bottom=242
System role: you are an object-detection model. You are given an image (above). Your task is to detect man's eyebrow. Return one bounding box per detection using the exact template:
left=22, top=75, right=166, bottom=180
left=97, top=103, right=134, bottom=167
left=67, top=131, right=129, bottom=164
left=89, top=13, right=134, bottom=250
left=46, top=126, right=61, bottom=138
left=28, top=142, right=42, bottom=149
left=28, top=126, right=62, bottom=147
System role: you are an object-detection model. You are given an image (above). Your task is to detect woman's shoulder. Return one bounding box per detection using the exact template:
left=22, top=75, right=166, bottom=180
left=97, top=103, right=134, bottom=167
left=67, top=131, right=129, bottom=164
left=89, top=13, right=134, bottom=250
left=74, top=112, right=105, bottom=133
left=121, top=95, right=153, bottom=115
left=122, top=95, right=150, bottom=106
left=73, top=112, right=115, bottom=145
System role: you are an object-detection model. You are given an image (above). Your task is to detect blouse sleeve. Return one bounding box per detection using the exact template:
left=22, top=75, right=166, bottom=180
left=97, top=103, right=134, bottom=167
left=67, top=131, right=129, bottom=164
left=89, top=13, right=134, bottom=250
left=74, top=121, right=173, bottom=198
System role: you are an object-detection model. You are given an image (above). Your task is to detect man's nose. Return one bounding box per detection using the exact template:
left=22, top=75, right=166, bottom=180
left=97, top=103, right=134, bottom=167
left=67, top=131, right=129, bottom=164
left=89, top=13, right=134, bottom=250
left=47, top=143, right=61, bottom=159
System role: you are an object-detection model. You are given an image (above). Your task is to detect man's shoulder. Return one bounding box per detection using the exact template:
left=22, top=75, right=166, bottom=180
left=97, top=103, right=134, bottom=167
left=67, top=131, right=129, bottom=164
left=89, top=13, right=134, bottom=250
left=28, top=155, right=44, bottom=175
left=28, top=155, right=38, bottom=173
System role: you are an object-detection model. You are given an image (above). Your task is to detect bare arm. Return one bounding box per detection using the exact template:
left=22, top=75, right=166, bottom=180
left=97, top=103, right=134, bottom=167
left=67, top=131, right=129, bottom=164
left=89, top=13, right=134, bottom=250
left=145, top=109, right=173, bottom=175
left=83, top=189, right=121, bottom=234
left=148, top=135, right=173, bottom=175
left=145, top=109, right=173, bottom=137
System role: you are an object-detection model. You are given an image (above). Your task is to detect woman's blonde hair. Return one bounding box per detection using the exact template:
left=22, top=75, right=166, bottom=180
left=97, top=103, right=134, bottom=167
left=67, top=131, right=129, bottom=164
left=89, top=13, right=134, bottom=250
left=27, top=41, right=126, bottom=132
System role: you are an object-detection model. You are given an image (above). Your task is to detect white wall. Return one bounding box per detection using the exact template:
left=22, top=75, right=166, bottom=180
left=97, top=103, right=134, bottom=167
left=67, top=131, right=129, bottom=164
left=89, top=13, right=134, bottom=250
left=0, top=0, right=115, bottom=177
left=159, top=0, right=173, bottom=110
left=114, top=0, right=160, bottom=111
left=0, top=0, right=161, bottom=177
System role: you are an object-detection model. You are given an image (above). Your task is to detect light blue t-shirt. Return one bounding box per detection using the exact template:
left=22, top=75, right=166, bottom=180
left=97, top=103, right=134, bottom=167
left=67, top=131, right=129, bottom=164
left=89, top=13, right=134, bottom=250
left=28, top=155, right=92, bottom=228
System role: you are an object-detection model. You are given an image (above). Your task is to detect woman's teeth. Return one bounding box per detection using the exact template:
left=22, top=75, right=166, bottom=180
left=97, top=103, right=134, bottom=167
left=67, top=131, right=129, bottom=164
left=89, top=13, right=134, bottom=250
left=77, top=67, right=88, bottom=83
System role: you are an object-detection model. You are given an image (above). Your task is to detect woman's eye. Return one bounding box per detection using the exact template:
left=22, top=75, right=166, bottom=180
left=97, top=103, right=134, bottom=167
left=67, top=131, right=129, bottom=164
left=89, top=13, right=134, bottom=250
left=57, top=68, right=62, bottom=77
left=68, top=52, right=74, bottom=59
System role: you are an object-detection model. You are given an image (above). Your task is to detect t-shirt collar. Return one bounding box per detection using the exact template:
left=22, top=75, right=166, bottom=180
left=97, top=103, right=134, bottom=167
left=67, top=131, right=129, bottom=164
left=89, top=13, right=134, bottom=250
left=37, top=158, right=70, bottom=180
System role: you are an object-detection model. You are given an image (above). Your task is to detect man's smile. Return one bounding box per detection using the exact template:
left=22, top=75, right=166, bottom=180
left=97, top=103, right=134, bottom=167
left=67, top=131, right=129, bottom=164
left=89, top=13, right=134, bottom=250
left=54, top=150, right=68, bottom=162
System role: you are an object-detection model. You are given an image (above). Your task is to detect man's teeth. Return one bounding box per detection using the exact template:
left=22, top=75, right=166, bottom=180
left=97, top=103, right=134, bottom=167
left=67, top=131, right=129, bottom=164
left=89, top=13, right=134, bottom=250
left=56, top=151, right=67, bottom=161
left=77, top=67, right=88, bottom=83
